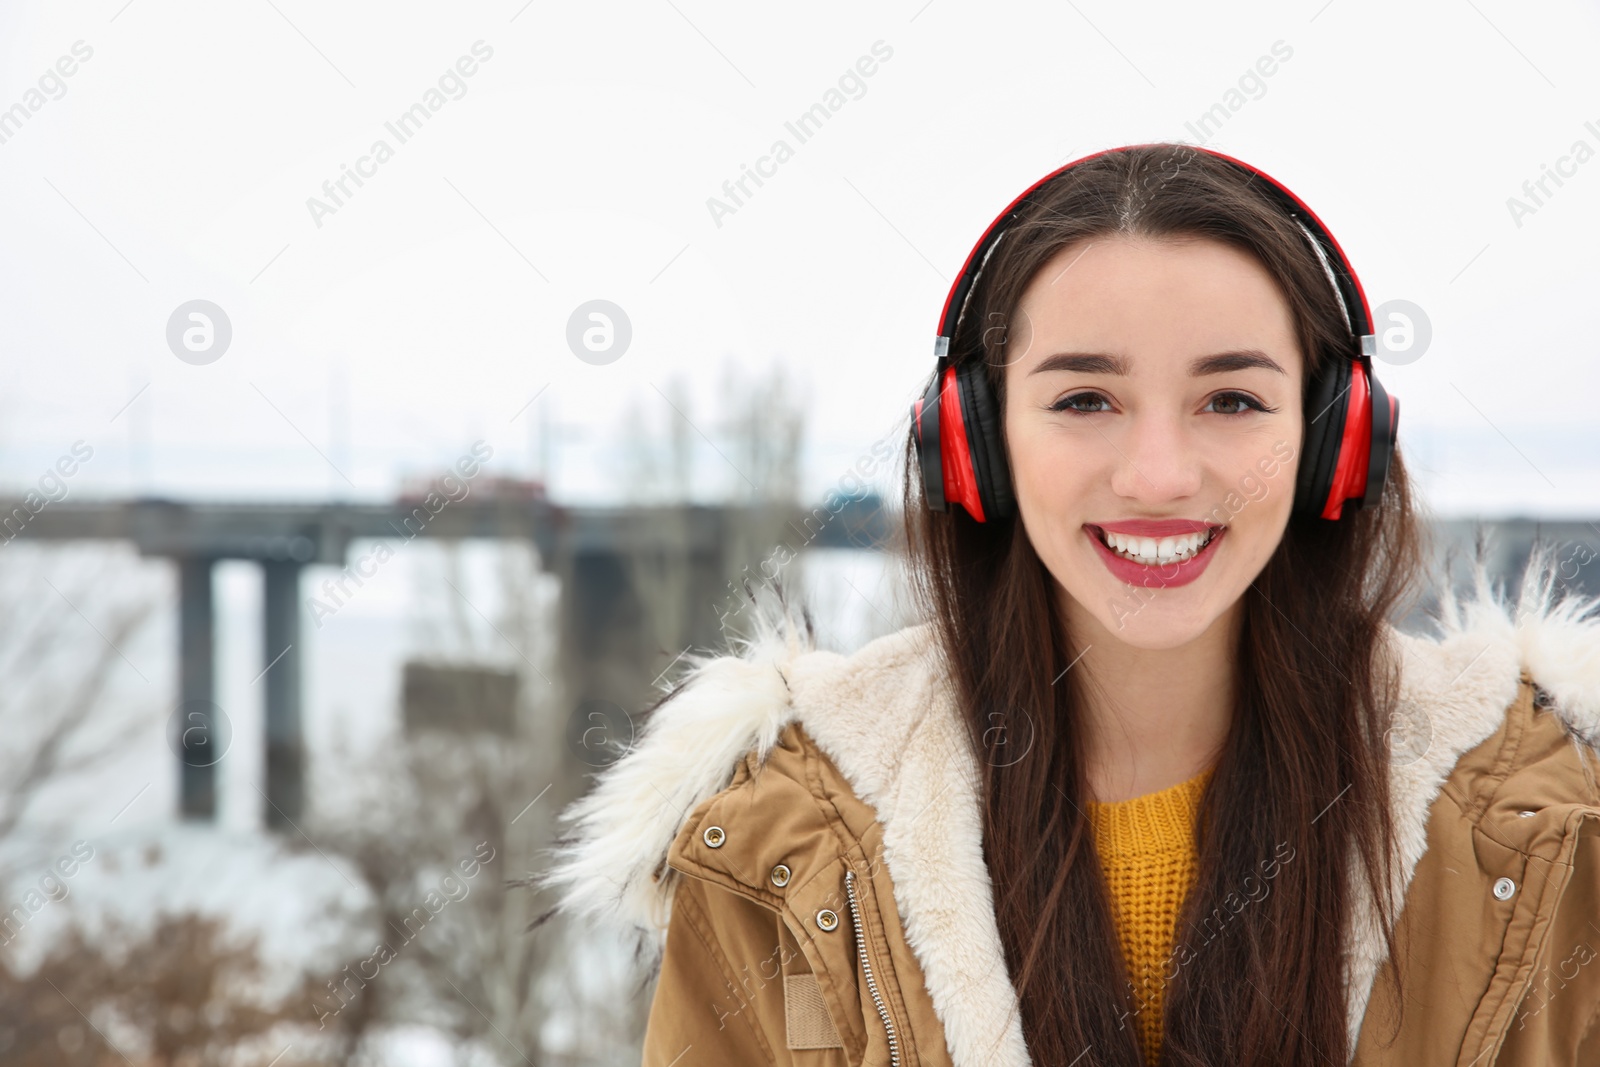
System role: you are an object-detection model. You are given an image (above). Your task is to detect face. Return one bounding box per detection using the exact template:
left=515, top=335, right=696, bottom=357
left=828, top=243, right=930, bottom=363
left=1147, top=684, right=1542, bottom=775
left=1001, top=234, right=1304, bottom=651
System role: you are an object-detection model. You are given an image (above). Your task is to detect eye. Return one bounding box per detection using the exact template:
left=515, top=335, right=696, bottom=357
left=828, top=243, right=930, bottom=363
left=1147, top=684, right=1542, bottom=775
left=1048, top=391, right=1112, bottom=415
left=1205, top=391, right=1276, bottom=416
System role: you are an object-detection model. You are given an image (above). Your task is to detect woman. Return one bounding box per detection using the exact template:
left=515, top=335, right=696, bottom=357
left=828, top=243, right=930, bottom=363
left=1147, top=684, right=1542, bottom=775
left=533, top=144, right=1600, bottom=1066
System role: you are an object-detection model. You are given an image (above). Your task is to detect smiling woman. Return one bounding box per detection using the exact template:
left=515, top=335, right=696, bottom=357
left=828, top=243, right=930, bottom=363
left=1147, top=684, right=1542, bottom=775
left=535, top=143, right=1600, bottom=1067
left=903, top=143, right=1425, bottom=1066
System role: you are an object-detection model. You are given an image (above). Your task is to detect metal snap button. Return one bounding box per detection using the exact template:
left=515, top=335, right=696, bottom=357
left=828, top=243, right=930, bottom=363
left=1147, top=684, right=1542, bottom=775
left=702, top=825, right=725, bottom=848
left=1493, top=877, right=1516, bottom=900
left=1518, top=810, right=1537, bottom=818
left=816, top=908, right=839, bottom=932
left=770, top=863, right=791, bottom=888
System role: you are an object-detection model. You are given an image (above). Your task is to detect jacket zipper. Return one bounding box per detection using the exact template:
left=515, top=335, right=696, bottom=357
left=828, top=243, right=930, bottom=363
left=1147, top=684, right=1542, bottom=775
left=844, top=868, right=901, bottom=1067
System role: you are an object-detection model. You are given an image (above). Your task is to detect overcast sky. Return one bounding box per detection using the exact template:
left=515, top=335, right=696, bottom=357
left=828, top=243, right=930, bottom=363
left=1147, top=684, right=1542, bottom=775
left=3, top=0, right=1598, bottom=518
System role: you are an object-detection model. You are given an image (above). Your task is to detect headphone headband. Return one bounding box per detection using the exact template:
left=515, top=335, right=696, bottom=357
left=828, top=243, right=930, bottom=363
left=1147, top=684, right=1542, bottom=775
left=935, top=144, right=1377, bottom=360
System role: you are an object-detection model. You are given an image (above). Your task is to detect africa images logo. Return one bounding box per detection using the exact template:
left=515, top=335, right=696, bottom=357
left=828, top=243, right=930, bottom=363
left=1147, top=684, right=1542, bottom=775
left=305, top=41, right=495, bottom=229
left=705, top=40, right=894, bottom=228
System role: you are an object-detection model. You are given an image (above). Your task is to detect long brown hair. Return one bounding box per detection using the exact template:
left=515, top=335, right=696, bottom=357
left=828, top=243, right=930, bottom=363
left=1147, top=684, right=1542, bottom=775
left=898, top=144, right=1427, bottom=1065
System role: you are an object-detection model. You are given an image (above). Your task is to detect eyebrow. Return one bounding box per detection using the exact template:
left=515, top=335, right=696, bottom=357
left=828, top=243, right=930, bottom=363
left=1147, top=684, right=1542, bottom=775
left=1028, top=349, right=1288, bottom=377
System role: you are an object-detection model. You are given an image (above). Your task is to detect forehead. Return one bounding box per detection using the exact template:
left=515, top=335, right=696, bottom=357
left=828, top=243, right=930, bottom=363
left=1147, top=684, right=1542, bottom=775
left=1008, top=235, right=1300, bottom=372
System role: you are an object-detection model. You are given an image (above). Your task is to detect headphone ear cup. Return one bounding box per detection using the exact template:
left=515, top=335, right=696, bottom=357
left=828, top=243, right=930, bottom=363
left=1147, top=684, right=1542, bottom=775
left=1294, top=356, right=1351, bottom=519
left=955, top=360, right=1014, bottom=521
left=1362, top=371, right=1397, bottom=509
left=912, top=371, right=947, bottom=512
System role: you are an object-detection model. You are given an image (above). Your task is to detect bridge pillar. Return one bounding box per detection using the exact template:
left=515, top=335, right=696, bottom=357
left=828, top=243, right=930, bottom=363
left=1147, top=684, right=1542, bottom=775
left=178, top=556, right=217, bottom=819
left=262, top=561, right=304, bottom=831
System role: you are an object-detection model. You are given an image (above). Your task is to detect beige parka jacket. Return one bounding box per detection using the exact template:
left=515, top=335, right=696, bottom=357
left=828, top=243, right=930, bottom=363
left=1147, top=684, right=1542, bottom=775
left=537, top=555, right=1600, bottom=1066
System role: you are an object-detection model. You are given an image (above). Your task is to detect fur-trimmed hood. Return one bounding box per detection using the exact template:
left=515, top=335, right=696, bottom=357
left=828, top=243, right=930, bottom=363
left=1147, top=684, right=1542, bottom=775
left=534, top=543, right=1600, bottom=1065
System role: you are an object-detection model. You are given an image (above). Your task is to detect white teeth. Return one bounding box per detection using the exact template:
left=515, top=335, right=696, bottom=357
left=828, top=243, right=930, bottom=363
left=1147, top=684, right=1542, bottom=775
left=1098, top=528, right=1217, bottom=565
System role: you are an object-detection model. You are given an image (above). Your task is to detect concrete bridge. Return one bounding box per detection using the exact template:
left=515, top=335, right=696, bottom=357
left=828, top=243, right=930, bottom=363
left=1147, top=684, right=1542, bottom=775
left=5, top=490, right=890, bottom=829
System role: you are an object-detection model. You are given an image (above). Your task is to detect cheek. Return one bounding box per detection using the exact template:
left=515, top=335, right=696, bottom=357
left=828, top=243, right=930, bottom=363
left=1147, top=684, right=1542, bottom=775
left=1004, top=424, right=1070, bottom=550
left=1007, top=423, right=1090, bottom=517
left=1218, top=443, right=1297, bottom=571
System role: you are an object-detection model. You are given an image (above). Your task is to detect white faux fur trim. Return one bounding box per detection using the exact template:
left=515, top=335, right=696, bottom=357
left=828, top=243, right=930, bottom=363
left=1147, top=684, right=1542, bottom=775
left=531, top=581, right=813, bottom=943
left=535, top=542, right=1600, bottom=1067
left=785, top=622, right=1033, bottom=1066
left=1343, top=539, right=1600, bottom=1056
left=532, top=575, right=1031, bottom=1064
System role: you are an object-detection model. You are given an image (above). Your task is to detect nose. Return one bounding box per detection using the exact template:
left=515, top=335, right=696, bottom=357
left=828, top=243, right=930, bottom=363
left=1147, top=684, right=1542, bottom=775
left=1106, top=411, right=1205, bottom=504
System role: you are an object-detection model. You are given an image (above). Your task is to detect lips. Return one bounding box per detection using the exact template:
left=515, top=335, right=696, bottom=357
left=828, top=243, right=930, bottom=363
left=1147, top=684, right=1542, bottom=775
left=1084, top=523, right=1226, bottom=589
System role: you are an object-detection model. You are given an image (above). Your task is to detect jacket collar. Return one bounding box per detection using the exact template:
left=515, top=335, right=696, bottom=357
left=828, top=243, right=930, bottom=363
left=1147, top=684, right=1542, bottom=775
left=538, top=547, right=1600, bottom=1067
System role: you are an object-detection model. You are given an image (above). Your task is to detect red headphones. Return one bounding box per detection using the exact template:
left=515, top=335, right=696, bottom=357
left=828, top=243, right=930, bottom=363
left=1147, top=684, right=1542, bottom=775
left=911, top=144, right=1398, bottom=523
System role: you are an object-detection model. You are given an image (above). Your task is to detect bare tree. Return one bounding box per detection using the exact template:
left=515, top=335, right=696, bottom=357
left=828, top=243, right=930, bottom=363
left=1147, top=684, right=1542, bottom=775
left=290, top=362, right=818, bottom=1064
left=614, top=359, right=811, bottom=664
left=0, top=544, right=160, bottom=875
left=0, top=546, right=334, bottom=1066
left=1, top=912, right=335, bottom=1067
left=719, top=356, right=807, bottom=506
left=302, top=537, right=644, bottom=1064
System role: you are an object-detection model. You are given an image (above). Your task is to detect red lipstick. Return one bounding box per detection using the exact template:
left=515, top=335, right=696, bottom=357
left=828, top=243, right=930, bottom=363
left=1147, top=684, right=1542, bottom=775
left=1083, top=522, right=1226, bottom=590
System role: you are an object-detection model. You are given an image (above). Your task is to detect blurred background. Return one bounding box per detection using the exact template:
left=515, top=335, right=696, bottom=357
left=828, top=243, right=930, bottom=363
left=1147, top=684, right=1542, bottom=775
left=1, top=1, right=1598, bottom=1063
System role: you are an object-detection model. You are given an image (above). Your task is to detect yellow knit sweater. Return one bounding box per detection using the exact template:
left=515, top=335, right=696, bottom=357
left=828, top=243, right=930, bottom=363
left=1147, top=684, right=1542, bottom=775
left=1085, top=765, right=1213, bottom=1067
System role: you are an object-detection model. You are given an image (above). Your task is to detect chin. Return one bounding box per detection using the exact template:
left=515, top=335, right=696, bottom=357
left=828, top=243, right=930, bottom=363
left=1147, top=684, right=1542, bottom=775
left=1061, top=544, right=1245, bottom=650
left=1098, top=602, right=1227, bottom=650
